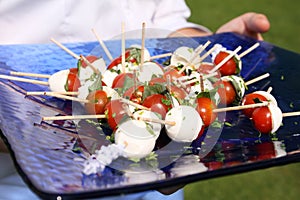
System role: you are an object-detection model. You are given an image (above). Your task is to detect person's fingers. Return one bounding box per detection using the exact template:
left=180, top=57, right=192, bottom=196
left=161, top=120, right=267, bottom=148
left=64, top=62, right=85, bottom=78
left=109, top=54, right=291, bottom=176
left=242, top=12, right=270, bottom=40
left=243, top=12, right=270, bottom=34
left=157, top=184, right=185, bottom=195
left=216, top=12, right=270, bottom=40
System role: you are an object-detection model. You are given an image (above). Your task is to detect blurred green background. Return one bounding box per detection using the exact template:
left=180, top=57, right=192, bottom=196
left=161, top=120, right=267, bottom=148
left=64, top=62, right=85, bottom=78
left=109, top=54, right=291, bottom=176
left=186, top=0, right=300, bottom=53
left=183, top=0, right=300, bottom=199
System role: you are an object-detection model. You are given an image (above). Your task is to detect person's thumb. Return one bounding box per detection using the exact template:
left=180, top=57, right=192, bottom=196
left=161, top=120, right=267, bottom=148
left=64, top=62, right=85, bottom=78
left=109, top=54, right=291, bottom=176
left=244, top=12, right=270, bottom=34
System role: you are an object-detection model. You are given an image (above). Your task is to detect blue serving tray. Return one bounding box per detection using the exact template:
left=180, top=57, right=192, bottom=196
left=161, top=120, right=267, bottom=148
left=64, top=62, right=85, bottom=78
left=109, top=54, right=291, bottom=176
left=0, top=33, right=300, bottom=200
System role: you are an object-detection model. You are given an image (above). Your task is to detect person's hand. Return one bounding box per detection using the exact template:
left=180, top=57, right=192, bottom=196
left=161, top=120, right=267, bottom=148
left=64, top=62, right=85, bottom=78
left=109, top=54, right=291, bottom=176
left=216, top=12, right=270, bottom=40
left=169, top=12, right=270, bottom=40
left=157, top=184, right=185, bottom=195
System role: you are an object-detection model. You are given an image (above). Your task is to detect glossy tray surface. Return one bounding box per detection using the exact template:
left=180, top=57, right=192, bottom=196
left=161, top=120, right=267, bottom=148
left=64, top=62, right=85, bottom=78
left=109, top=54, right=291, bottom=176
left=0, top=33, right=300, bottom=200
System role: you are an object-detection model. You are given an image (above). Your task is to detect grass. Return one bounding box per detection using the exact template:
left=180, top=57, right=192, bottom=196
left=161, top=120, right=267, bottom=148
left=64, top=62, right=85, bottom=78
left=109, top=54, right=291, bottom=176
left=184, top=163, right=300, bottom=200
left=183, top=0, right=300, bottom=199
left=185, top=0, right=300, bottom=53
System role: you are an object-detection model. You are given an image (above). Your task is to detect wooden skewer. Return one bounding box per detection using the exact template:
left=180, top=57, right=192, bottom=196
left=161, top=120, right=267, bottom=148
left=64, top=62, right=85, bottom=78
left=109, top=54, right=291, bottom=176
left=282, top=111, right=300, bottom=117
left=150, top=53, right=172, bottom=60
left=132, top=69, right=138, bottom=95
left=140, top=22, right=146, bottom=71
left=213, top=101, right=269, bottom=113
left=79, top=55, right=99, bottom=74
left=135, top=116, right=176, bottom=126
left=91, top=28, right=113, bottom=61
left=178, top=41, right=211, bottom=74
left=245, top=73, right=270, bottom=86
left=208, top=46, right=242, bottom=74
left=121, top=22, right=126, bottom=73
left=50, top=38, right=80, bottom=60
left=176, top=74, right=196, bottom=81
left=190, top=40, right=211, bottom=63
left=203, top=72, right=219, bottom=79
left=166, top=74, right=175, bottom=107
left=181, top=77, right=198, bottom=86
left=177, top=63, right=192, bottom=75
left=26, top=91, right=79, bottom=96
left=42, top=114, right=106, bottom=121
left=0, top=74, right=49, bottom=85
left=199, top=74, right=204, bottom=92
left=239, top=42, right=260, bottom=58
left=27, top=92, right=89, bottom=103
left=180, top=72, right=218, bottom=86
left=52, top=38, right=99, bottom=73
left=181, top=78, right=198, bottom=86
left=196, top=44, right=219, bottom=65
left=173, top=76, right=186, bottom=89
left=122, top=96, right=175, bottom=126
left=120, top=98, right=150, bottom=111
left=171, top=52, right=189, bottom=64
left=10, top=71, right=51, bottom=79
left=267, top=86, right=273, bottom=93
left=177, top=71, right=217, bottom=81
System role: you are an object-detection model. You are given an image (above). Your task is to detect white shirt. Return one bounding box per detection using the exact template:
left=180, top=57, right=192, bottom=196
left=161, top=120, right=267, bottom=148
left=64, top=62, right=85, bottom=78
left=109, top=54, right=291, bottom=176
left=0, top=0, right=210, bottom=44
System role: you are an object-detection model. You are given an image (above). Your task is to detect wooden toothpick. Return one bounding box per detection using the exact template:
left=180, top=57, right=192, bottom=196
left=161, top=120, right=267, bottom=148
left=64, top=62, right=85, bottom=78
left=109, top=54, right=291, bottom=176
left=121, top=22, right=126, bottom=73
left=208, top=46, right=242, bottom=74
left=42, top=114, right=106, bottom=121
left=50, top=38, right=80, bottom=60
left=178, top=41, right=211, bottom=75
left=239, top=42, right=260, bottom=58
left=0, top=74, right=49, bottom=85
left=26, top=91, right=79, bottom=96
left=79, top=55, right=99, bottom=74
left=150, top=53, right=172, bottom=60
left=120, top=98, right=150, bottom=111
left=282, top=111, right=300, bottom=117
left=10, top=71, right=51, bottom=79
left=213, top=101, right=269, bottom=113
left=140, top=22, right=146, bottom=71
left=135, top=116, right=176, bottom=126
left=91, top=28, right=113, bottom=61
left=27, top=92, right=88, bottom=103
left=245, top=73, right=270, bottom=86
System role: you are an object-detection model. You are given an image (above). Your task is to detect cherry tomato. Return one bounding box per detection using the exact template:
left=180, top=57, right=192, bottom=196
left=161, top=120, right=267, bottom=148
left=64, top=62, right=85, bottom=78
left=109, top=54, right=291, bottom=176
left=111, top=73, right=134, bottom=89
left=149, top=77, right=166, bottom=86
left=65, top=73, right=81, bottom=92
left=251, top=106, right=272, bottom=134
left=128, top=57, right=137, bottom=63
left=85, top=90, right=109, bottom=115
left=195, top=97, right=217, bottom=127
left=197, top=62, right=221, bottom=80
left=69, top=67, right=78, bottom=75
left=169, top=85, right=187, bottom=100
left=215, top=80, right=236, bottom=105
left=214, top=51, right=237, bottom=76
left=81, top=55, right=98, bottom=68
left=104, top=99, right=127, bottom=130
left=197, top=62, right=213, bottom=74
left=163, top=67, right=184, bottom=81
left=107, top=50, right=131, bottom=69
left=142, top=94, right=172, bottom=118
left=242, top=93, right=267, bottom=118
left=123, top=85, right=144, bottom=104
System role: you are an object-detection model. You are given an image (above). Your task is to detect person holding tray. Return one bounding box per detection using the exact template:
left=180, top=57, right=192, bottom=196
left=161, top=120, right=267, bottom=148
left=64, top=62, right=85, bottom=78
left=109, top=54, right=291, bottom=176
left=0, top=0, right=269, bottom=44
left=0, top=0, right=270, bottom=199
